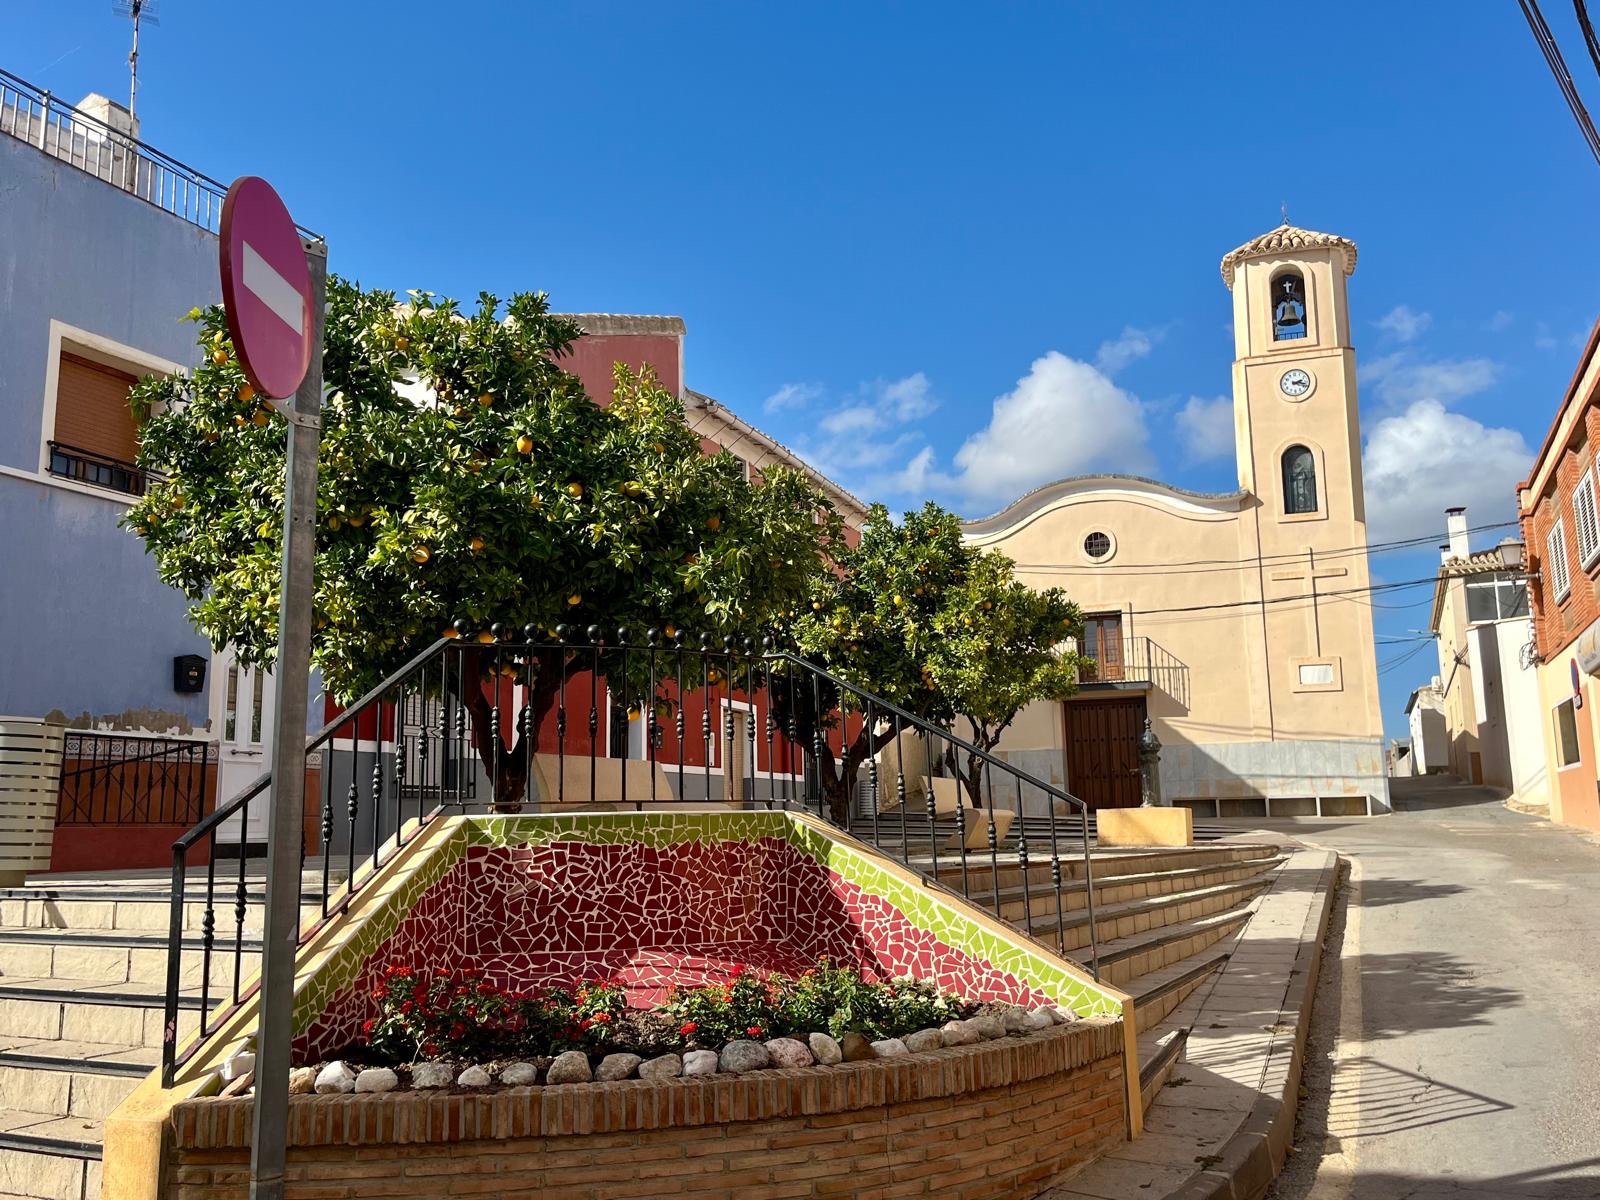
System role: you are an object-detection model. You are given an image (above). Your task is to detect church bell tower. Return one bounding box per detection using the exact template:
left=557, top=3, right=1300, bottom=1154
left=1220, top=222, right=1382, bottom=745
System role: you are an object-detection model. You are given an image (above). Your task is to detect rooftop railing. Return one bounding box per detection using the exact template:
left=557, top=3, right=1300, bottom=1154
left=0, top=66, right=320, bottom=241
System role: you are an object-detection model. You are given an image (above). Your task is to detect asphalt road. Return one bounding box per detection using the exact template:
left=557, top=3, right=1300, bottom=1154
left=1265, top=777, right=1600, bottom=1200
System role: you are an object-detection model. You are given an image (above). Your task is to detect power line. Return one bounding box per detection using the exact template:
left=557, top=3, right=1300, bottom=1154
left=1520, top=0, right=1600, bottom=166
left=1574, top=0, right=1600, bottom=82
left=1011, top=521, right=1518, bottom=577
left=1130, top=575, right=1439, bottom=619
left=1379, top=640, right=1436, bottom=676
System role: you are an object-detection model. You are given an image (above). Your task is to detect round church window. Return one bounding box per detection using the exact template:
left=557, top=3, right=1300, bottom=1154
left=1083, top=532, right=1113, bottom=560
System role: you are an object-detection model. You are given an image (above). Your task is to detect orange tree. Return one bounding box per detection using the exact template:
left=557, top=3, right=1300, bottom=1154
left=124, top=280, right=842, bottom=808
left=787, top=502, right=1082, bottom=822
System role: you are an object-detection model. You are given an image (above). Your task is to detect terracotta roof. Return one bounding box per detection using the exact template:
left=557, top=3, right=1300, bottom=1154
left=1438, top=550, right=1513, bottom=578
left=1220, top=223, right=1358, bottom=288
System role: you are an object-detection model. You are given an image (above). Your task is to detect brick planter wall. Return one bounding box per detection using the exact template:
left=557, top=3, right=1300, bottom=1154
left=167, top=1018, right=1125, bottom=1200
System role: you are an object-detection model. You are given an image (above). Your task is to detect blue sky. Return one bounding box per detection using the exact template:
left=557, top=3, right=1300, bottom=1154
left=6, top=1, right=1600, bottom=736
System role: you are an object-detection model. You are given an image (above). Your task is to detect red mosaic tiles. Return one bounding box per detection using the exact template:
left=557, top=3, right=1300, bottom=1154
left=295, top=836, right=1052, bottom=1059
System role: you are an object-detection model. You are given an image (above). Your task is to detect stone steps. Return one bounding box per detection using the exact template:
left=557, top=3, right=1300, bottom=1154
left=0, top=981, right=205, bottom=1049
left=1055, top=876, right=1273, bottom=953
left=925, top=843, right=1278, bottom=893
left=0, top=1110, right=101, bottom=1200
left=0, top=927, right=262, bottom=991
left=974, top=853, right=1283, bottom=928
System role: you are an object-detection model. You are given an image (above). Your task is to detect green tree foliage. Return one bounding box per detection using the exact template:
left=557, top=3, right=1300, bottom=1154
left=789, top=502, right=1082, bottom=820
left=124, top=280, right=841, bottom=806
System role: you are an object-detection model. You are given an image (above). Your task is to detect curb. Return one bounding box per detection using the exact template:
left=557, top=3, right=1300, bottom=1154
left=1165, top=852, right=1341, bottom=1200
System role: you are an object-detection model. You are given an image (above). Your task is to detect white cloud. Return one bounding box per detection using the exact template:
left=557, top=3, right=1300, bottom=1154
left=1536, top=322, right=1559, bottom=351
left=1486, top=310, right=1515, bottom=333
left=1176, top=396, right=1234, bottom=461
left=1375, top=305, right=1432, bottom=342
left=763, top=382, right=821, bottom=413
left=1094, top=326, right=1160, bottom=375
left=1360, top=353, right=1500, bottom=411
left=881, top=372, right=936, bottom=420
left=818, top=405, right=885, bottom=436
left=1362, top=399, right=1533, bottom=542
left=942, top=352, right=1152, bottom=505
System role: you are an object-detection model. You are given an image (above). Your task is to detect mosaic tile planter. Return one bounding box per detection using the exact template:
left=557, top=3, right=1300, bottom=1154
left=169, top=1017, right=1128, bottom=1200
left=290, top=811, right=1121, bottom=1061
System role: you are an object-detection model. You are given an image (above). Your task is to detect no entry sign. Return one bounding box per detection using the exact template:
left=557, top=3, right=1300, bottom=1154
left=219, top=176, right=314, bottom=400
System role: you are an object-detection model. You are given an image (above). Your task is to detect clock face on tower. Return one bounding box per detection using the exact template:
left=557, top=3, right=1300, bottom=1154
left=1279, top=368, right=1312, bottom=398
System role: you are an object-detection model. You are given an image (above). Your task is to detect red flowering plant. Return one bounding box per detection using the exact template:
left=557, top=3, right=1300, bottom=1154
left=663, top=965, right=781, bottom=1047
left=364, top=965, right=527, bottom=1062
left=772, top=958, right=968, bottom=1041
left=566, top=979, right=628, bottom=1050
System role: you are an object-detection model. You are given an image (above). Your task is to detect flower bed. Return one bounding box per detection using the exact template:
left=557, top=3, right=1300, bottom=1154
left=293, top=957, right=1083, bottom=1094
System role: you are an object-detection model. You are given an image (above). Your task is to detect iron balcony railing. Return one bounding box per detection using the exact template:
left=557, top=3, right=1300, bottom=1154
left=47, top=441, right=155, bottom=497
left=57, top=730, right=214, bottom=827
left=0, top=66, right=320, bottom=240
left=1079, top=635, right=1190, bottom=708
left=160, top=629, right=1100, bottom=1086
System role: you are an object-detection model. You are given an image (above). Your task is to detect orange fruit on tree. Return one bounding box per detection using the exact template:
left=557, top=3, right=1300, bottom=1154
left=566, top=482, right=584, bottom=498
left=394, top=336, right=410, bottom=351
left=470, top=536, right=485, bottom=553
left=442, top=627, right=460, bottom=639
left=211, top=350, right=228, bottom=365
left=706, top=515, right=721, bottom=530
left=239, top=383, right=255, bottom=404
left=516, top=435, right=534, bottom=455
left=567, top=593, right=582, bottom=606
left=252, top=408, right=270, bottom=427
left=476, top=630, right=494, bottom=644
left=412, top=545, right=431, bottom=564
left=478, top=392, right=494, bottom=408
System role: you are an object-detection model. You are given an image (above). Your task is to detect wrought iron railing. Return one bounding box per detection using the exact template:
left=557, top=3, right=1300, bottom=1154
left=57, top=730, right=213, bottom=826
left=160, top=630, right=1099, bottom=1085
left=47, top=441, right=154, bottom=496
left=1080, top=636, right=1190, bottom=707
left=0, top=66, right=321, bottom=240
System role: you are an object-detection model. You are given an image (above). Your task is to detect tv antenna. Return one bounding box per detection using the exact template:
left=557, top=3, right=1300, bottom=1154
left=112, top=0, right=158, bottom=126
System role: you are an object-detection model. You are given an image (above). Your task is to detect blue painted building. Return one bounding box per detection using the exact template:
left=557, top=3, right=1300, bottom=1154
left=0, top=85, right=220, bottom=730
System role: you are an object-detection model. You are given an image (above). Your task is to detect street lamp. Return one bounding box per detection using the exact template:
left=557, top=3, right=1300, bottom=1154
left=1137, top=719, right=1165, bottom=808
left=1496, top=537, right=1526, bottom=572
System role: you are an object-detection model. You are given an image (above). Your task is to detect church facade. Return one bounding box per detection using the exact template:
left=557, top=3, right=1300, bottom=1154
left=969, top=225, right=1389, bottom=817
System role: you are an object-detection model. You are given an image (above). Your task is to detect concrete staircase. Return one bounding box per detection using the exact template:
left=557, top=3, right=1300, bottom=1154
left=0, top=871, right=331, bottom=1200
left=930, top=841, right=1286, bottom=1118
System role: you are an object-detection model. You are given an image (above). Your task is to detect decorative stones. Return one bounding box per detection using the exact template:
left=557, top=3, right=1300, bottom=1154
left=903, top=1028, right=944, bottom=1054
left=456, top=1064, right=491, bottom=1088
left=1002, top=1008, right=1032, bottom=1035
left=719, top=1040, right=772, bottom=1073
left=1049, top=1005, right=1078, bottom=1024
left=288, top=1066, right=316, bottom=1095
left=808, top=1032, right=843, bottom=1065
left=682, top=1049, right=720, bottom=1076
left=499, top=1061, right=539, bottom=1086
left=595, top=1053, right=642, bottom=1082
left=970, top=1015, right=1007, bottom=1040
left=313, top=1061, right=356, bottom=1094
left=639, top=1053, right=683, bottom=1080
left=355, top=1067, right=398, bottom=1093
left=940, top=1021, right=980, bottom=1047
left=545, top=1051, right=592, bottom=1085
left=764, top=1038, right=813, bottom=1069
left=411, top=1061, right=453, bottom=1089
left=840, top=1032, right=877, bottom=1062
left=1025, top=1008, right=1057, bottom=1030
left=870, top=1038, right=909, bottom=1058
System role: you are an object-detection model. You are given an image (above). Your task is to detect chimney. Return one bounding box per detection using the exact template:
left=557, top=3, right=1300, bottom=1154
left=1446, top=507, right=1469, bottom=560
left=1440, top=543, right=1452, bottom=566
left=73, top=93, right=139, bottom=142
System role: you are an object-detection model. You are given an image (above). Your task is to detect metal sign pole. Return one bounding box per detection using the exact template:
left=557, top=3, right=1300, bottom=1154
left=249, top=236, right=326, bottom=1200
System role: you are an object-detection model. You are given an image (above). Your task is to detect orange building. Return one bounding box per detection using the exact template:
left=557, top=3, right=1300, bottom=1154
left=1518, top=319, right=1600, bottom=832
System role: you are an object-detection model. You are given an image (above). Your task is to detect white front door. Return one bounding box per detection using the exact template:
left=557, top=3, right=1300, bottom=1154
left=210, top=647, right=275, bottom=845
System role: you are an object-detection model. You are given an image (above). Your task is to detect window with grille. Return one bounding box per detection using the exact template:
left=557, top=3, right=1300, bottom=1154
left=1283, top=445, right=1318, bottom=515
left=1548, top=518, right=1572, bottom=603
left=1576, top=471, right=1600, bottom=569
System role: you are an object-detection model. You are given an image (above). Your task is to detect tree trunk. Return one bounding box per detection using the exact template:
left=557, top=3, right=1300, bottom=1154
left=454, top=647, right=566, bottom=814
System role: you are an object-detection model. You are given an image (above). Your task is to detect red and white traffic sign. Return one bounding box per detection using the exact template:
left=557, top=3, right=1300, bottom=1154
left=219, top=176, right=314, bottom=400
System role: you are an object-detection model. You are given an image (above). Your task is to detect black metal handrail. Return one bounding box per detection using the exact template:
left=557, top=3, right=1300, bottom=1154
left=160, top=629, right=1102, bottom=1086
left=57, top=730, right=212, bottom=826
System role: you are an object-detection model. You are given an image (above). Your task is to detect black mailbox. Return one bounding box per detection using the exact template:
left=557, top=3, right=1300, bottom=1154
left=173, top=654, right=207, bottom=693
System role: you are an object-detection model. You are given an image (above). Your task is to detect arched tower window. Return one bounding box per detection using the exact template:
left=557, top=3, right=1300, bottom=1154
left=1271, top=271, right=1307, bottom=341
left=1283, top=445, right=1318, bottom=514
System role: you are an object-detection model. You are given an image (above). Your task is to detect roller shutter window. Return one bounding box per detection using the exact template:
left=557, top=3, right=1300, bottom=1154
left=54, top=352, right=140, bottom=464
